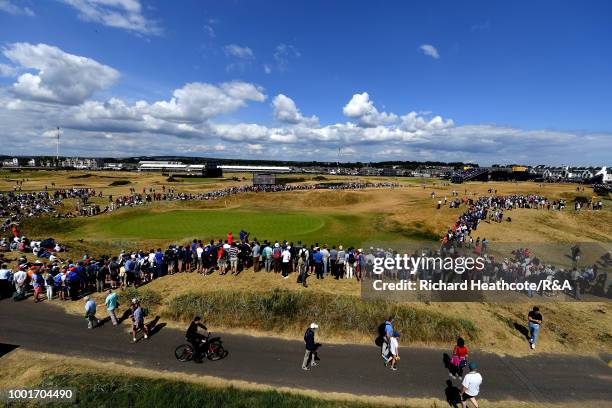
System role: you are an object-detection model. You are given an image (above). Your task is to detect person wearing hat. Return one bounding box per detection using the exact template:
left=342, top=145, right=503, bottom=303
left=302, top=323, right=320, bottom=370
left=84, top=296, right=100, bottom=329
left=130, top=298, right=149, bottom=342
left=460, top=362, right=482, bottom=408
left=336, top=245, right=346, bottom=279
left=13, top=266, right=27, bottom=298
left=281, top=245, right=292, bottom=278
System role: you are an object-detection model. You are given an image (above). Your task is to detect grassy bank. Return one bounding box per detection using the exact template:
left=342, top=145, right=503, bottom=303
left=163, top=289, right=478, bottom=344
left=30, top=372, right=384, bottom=408
left=0, top=351, right=391, bottom=408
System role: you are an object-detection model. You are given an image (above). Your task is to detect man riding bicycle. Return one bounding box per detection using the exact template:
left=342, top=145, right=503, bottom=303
left=186, top=316, right=208, bottom=362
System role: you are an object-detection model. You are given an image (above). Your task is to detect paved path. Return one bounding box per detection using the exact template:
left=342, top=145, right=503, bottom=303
left=0, top=299, right=610, bottom=403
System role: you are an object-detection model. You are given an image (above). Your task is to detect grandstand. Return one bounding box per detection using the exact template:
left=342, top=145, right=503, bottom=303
left=450, top=167, right=490, bottom=183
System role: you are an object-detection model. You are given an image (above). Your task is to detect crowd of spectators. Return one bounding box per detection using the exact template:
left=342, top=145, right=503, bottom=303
left=0, top=191, right=60, bottom=232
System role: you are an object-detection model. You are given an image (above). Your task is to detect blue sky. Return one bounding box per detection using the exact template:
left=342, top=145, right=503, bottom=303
left=0, top=0, right=611, bottom=164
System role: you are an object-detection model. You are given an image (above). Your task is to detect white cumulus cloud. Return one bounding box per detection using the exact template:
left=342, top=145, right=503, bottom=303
left=343, top=92, right=398, bottom=127
left=272, top=94, right=318, bottom=126
left=144, top=81, right=266, bottom=123
left=3, top=42, right=119, bottom=105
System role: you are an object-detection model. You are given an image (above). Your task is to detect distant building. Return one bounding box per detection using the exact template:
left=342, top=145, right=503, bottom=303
left=219, top=165, right=291, bottom=173
left=567, top=167, right=595, bottom=181
left=138, top=160, right=222, bottom=177
left=543, top=166, right=568, bottom=180
left=1, top=158, right=19, bottom=167
left=104, top=162, right=125, bottom=170
left=358, top=167, right=380, bottom=176
left=381, top=168, right=397, bottom=177
left=59, top=157, right=104, bottom=169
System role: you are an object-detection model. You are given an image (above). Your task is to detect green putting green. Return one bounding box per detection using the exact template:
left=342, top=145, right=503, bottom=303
left=27, top=207, right=431, bottom=249
left=101, top=209, right=327, bottom=241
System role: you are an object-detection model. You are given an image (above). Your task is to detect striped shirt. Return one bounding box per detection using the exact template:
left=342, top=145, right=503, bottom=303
left=228, top=247, right=239, bottom=261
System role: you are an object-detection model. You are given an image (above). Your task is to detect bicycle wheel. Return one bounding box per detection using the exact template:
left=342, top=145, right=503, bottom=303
left=207, top=343, right=228, bottom=361
left=175, top=344, right=193, bottom=362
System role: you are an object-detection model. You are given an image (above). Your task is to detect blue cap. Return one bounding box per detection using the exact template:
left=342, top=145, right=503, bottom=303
left=469, top=362, right=477, bottom=370
left=393, top=331, right=400, bottom=337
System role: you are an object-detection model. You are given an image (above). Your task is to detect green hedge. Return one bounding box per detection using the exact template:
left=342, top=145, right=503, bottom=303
left=164, top=288, right=478, bottom=343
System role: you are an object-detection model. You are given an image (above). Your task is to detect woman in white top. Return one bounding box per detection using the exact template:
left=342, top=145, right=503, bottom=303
left=388, top=331, right=400, bottom=371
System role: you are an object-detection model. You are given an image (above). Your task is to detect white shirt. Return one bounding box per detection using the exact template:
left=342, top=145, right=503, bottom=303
left=282, top=249, right=291, bottom=263
left=462, top=371, right=482, bottom=396
left=13, top=270, right=27, bottom=284
left=390, top=337, right=399, bottom=356
left=0, top=269, right=12, bottom=280
left=321, top=249, right=330, bottom=260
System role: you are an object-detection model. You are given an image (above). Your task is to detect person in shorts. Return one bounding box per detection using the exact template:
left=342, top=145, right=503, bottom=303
left=461, top=362, right=482, bottom=408
left=130, top=298, right=149, bottom=342
left=388, top=331, right=400, bottom=371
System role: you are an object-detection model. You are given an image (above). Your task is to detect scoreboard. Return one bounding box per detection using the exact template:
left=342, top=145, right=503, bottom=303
left=253, top=173, right=277, bottom=186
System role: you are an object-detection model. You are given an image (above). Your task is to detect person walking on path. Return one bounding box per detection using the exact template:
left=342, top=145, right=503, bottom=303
left=104, top=289, right=119, bottom=326
left=84, top=296, right=99, bottom=329
left=130, top=298, right=149, bottom=342
left=387, top=331, right=400, bottom=371
left=528, top=306, right=543, bottom=350
left=460, top=362, right=482, bottom=408
left=302, top=323, right=320, bottom=370
left=380, top=316, right=394, bottom=363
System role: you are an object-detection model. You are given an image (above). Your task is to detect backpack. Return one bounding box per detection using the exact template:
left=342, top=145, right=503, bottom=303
left=348, top=253, right=356, bottom=264
left=273, top=248, right=281, bottom=259
left=375, top=322, right=387, bottom=347
left=377, top=322, right=387, bottom=338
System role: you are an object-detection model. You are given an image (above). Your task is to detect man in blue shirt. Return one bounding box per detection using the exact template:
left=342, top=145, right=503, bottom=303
left=154, top=248, right=164, bottom=278
left=313, top=248, right=324, bottom=279
left=84, top=296, right=99, bottom=329
left=130, top=298, right=149, bottom=343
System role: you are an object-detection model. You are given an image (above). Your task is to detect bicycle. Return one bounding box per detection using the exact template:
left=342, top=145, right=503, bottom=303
left=175, top=333, right=228, bottom=362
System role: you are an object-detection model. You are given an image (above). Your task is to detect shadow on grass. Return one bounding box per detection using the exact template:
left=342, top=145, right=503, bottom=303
left=514, top=322, right=530, bottom=341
